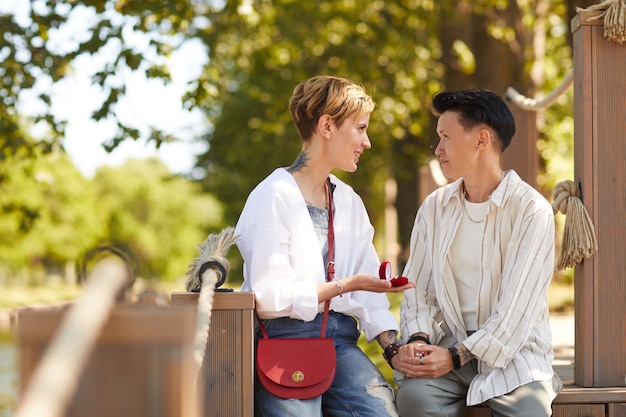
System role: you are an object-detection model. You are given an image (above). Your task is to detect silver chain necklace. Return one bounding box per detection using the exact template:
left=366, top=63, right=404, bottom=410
left=461, top=171, right=504, bottom=224
left=462, top=193, right=486, bottom=223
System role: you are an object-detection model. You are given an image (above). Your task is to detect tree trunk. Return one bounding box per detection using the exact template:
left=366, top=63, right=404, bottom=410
left=392, top=133, right=422, bottom=269
left=394, top=171, right=419, bottom=270
left=440, top=0, right=474, bottom=90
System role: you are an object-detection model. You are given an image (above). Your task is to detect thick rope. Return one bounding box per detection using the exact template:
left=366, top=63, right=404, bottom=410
left=509, top=1, right=626, bottom=109
left=552, top=180, right=598, bottom=270
left=580, top=0, right=626, bottom=44
left=184, top=226, right=240, bottom=389
left=15, top=260, right=129, bottom=417
left=505, top=70, right=573, bottom=111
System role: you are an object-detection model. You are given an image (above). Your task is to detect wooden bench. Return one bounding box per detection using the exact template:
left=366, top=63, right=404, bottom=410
left=468, top=385, right=626, bottom=417
left=173, top=291, right=626, bottom=417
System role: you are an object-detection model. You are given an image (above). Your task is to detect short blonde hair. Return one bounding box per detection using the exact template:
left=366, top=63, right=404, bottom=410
left=289, top=76, right=375, bottom=140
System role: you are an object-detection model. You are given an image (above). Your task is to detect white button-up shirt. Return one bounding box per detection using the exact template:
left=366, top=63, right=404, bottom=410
left=399, top=170, right=562, bottom=405
left=236, top=168, right=399, bottom=341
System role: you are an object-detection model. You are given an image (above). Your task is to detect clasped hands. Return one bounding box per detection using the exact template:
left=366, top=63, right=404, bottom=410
left=391, top=342, right=455, bottom=378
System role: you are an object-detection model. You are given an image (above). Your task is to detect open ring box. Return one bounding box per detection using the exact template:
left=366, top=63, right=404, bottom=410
left=378, top=261, right=409, bottom=287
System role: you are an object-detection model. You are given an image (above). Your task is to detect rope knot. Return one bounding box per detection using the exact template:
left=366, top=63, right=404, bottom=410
left=579, top=0, right=626, bottom=44
left=552, top=180, right=581, bottom=215
left=551, top=180, right=598, bottom=270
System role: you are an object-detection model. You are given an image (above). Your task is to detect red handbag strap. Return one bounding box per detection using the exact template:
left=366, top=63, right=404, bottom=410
left=320, top=178, right=334, bottom=338
left=258, top=177, right=335, bottom=339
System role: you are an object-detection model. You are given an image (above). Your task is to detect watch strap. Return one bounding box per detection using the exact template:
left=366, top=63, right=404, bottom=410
left=448, top=346, right=462, bottom=370
left=383, top=343, right=401, bottom=369
left=407, top=334, right=431, bottom=345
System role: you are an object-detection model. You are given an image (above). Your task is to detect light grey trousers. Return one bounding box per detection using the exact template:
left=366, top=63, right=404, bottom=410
left=395, top=360, right=560, bottom=417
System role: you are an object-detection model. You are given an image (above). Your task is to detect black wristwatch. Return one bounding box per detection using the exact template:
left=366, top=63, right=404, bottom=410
left=383, top=343, right=401, bottom=369
left=407, top=334, right=431, bottom=345
left=448, top=346, right=462, bottom=370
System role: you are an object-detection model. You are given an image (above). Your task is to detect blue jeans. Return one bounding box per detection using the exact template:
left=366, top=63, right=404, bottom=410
left=255, top=312, right=398, bottom=417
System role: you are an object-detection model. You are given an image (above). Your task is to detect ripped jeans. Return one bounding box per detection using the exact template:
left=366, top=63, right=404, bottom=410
left=255, top=311, right=398, bottom=417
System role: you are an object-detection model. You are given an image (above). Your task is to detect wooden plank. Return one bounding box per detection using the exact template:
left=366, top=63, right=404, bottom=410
left=466, top=386, right=626, bottom=416
left=576, top=9, right=626, bottom=388
left=592, top=28, right=626, bottom=387
left=17, top=304, right=198, bottom=417
left=609, top=403, right=626, bottom=417
left=467, top=407, right=492, bottom=417
left=171, top=291, right=255, bottom=310
left=552, top=404, right=604, bottom=417
left=17, top=304, right=196, bottom=344
left=554, top=386, right=626, bottom=404
left=202, top=308, right=243, bottom=417
left=241, top=307, right=255, bottom=417
left=572, top=6, right=626, bottom=388
left=572, top=9, right=596, bottom=388
left=171, top=291, right=255, bottom=417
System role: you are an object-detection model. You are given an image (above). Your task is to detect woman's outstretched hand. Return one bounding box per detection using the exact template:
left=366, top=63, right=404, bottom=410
left=319, top=273, right=414, bottom=303
left=350, top=273, right=415, bottom=293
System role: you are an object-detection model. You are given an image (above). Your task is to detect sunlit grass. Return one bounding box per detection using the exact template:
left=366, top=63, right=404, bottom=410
left=0, top=283, right=82, bottom=310
left=548, top=281, right=575, bottom=313
left=0, top=277, right=195, bottom=312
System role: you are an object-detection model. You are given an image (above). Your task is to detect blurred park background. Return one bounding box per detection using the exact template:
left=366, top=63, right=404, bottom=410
left=0, top=0, right=593, bottom=414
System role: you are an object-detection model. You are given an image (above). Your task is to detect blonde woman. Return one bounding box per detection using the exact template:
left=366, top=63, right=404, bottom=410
left=235, top=75, right=413, bottom=417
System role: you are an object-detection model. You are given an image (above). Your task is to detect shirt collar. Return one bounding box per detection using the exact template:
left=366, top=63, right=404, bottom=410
left=442, top=169, right=520, bottom=208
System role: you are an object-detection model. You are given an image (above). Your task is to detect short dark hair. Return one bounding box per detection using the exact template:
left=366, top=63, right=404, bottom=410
left=432, top=89, right=515, bottom=152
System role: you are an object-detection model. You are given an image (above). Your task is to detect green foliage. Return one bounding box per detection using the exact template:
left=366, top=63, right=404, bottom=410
left=1, top=0, right=578, bottom=258
left=1, top=0, right=579, bottom=280
left=194, top=1, right=444, bottom=226
left=0, top=146, right=104, bottom=283
left=92, top=157, right=223, bottom=281
left=0, top=135, right=224, bottom=284
left=0, top=0, right=445, bottom=232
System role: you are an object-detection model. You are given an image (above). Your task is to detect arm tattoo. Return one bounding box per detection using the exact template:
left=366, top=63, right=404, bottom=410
left=458, top=345, right=475, bottom=366
left=286, top=150, right=310, bottom=173
left=376, top=330, right=399, bottom=348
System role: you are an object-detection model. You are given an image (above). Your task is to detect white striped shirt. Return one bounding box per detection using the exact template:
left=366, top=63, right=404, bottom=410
left=398, top=170, right=562, bottom=405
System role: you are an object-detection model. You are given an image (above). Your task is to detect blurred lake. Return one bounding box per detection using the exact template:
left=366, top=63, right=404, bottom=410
left=0, top=331, right=17, bottom=417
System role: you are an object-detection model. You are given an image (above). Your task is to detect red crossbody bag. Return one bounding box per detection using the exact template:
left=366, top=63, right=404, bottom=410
left=255, top=179, right=337, bottom=399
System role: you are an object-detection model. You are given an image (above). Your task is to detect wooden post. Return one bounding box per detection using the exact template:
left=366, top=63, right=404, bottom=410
left=17, top=303, right=198, bottom=417
left=171, top=291, right=255, bottom=417
left=572, top=9, right=626, bottom=388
